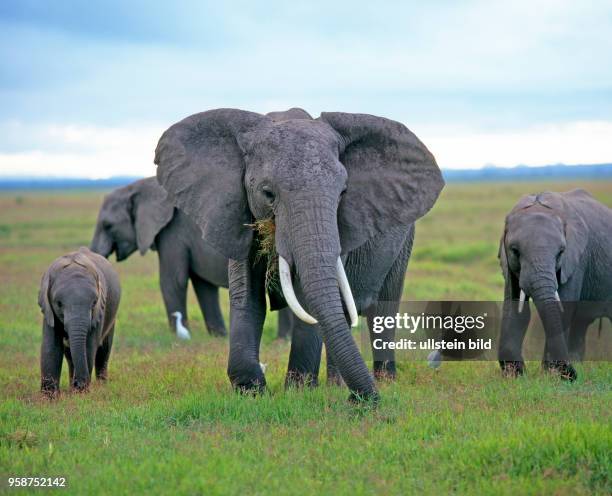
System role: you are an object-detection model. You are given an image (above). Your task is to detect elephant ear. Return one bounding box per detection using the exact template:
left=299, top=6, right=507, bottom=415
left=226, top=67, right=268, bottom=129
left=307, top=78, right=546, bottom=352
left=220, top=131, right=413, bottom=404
left=38, top=266, right=55, bottom=327
left=155, top=109, right=267, bottom=260
left=536, top=192, right=589, bottom=285
left=557, top=197, right=588, bottom=285
left=319, top=112, right=445, bottom=253
left=92, top=269, right=107, bottom=329
left=131, top=178, right=174, bottom=254
left=560, top=213, right=588, bottom=284
left=498, top=231, right=509, bottom=280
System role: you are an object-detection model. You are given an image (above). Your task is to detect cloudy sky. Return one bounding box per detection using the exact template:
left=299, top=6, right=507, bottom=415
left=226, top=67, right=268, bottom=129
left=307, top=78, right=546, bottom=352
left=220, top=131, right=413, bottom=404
left=1, top=0, right=611, bottom=177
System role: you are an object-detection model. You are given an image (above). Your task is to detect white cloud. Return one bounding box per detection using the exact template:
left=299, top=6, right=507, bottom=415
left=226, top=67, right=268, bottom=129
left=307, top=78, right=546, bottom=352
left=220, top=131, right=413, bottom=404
left=418, top=120, right=612, bottom=169
left=0, top=119, right=610, bottom=177
left=0, top=122, right=163, bottom=178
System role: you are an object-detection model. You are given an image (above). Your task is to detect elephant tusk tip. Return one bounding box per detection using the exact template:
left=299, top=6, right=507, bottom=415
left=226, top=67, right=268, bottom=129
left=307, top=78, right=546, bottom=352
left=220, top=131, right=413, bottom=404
left=278, top=256, right=319, bottom=325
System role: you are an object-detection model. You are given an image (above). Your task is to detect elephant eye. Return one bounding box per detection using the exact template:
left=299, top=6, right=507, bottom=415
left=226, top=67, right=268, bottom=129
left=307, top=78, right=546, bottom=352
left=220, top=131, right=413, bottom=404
left=57, top=301, right=62, bottom=308
left=510, top=246, right=519, bottom=257
left=261, top=187, right=275, bottom=204
left=557, top=246, right=565, bottom=260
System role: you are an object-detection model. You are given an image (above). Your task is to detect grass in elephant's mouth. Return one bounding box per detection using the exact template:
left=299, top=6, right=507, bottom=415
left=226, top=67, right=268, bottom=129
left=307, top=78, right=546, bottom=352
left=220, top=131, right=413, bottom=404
left=248, top=218, right=279, bottom=293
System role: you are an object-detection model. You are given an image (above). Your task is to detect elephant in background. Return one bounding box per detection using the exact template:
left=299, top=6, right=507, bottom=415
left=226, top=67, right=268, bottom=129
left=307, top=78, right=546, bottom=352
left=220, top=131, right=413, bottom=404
left=498, top=189, right=612, bottom=380
left=90, top=177, right=293, bottom=339
left=154, top=107, right=444, bottom=401
left=38, top=247, right=121, bottom=395
left=90, top=177, right=229, bottom=337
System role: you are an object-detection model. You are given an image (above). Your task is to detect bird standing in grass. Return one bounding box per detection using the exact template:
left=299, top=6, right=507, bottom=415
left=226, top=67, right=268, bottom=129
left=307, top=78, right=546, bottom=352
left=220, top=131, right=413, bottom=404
left=171, top=311, right=191, bottom=340
left=428, top=350, right=442, bottom=369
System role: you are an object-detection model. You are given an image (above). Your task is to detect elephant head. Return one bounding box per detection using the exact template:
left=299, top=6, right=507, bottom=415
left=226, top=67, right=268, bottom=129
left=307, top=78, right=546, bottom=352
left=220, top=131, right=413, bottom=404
left=90, top=177, right=174, bottom=261
left=499, top=190, right=589, bottom=374
left=38, top=248, right=107, bottom=390
left=154, top=108, right=444, bottom=398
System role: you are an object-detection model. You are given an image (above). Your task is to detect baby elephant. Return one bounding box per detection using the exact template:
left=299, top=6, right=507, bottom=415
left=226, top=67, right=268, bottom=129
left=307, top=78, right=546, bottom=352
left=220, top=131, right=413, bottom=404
left=498, top=189, right=612, bottom=380
left=38, top=247, right=121, bottom=395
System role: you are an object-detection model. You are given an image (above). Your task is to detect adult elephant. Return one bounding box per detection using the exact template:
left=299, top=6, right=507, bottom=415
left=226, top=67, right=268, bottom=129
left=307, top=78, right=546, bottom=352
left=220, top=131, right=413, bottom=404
left=90, top=177, right=229, bottom=337
left=498, top=189, right=612, bottom=380
left=154, top=107, right=444, bottom=401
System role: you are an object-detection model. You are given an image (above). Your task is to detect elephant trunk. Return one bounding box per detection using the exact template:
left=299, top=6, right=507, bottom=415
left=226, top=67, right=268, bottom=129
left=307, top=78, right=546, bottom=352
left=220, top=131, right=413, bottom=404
left=522, top=269, right=568, bottom=364
left=65, top=314, right=91, bottom=391
left=286, top=195, right=377, bottom=401
left=90, top=223, right=113, bottom=258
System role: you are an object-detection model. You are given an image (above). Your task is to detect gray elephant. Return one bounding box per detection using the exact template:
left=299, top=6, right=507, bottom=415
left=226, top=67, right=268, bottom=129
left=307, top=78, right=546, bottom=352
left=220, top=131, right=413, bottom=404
left=38, top=247, right=121, bottom=395
left=154, top=107, right=444, bottom=401
left=90, top=177, right=229, bottom=337
left=498, top=189, right=612, bottom=380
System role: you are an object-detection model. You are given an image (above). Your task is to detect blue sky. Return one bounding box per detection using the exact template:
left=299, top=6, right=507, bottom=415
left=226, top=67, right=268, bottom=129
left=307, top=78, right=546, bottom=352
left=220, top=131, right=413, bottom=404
left=1, top=0, right=611, bottom=176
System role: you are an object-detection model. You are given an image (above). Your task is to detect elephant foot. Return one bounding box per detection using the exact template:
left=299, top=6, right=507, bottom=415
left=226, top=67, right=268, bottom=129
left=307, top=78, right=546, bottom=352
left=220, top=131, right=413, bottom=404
left=327, top=373, right=344, bottom=387
left=41, top=386, right=60, bottom=400
left=228, top=362, right=267, bottom=395
left=41, top=377, right=60, bottom=398
left=542, top=360, right=577, bottom=382
left=373, top=360, right=397, bottom=381
left=285, top=370, right=318, bottom=389
left=348, top=389, right=380, bottom=407
left=208, top=326, right=227, bottom=338
left=500, top=360, right=525, bottom=378
left=96, top=370, right=108, bottom=382
left=234, top=382, right=266, bottom=396
left=71, top=385, right=90, bottom=393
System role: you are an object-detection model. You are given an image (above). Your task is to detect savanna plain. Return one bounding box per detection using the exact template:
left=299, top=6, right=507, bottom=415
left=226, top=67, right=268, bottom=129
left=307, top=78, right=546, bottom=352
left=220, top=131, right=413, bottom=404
left=0, top=181, right=611, bottom=495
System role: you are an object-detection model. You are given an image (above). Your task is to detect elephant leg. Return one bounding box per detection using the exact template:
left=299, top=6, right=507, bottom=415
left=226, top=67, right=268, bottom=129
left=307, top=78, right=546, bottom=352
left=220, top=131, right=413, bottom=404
left=285, top=317, right=322, bottom=388
left=95, top=327, right=114, bottom=381
left=367, top=302, right=398, bottom=380
left=159, top=252, right=189, bottom=331
left=567, top=318, right=590, bottom=362
left=64, top=346, right=74, bottom=385
left=368, top=227, right=414, bottom=380
left=85, top=332, right=97, bottom=384
left=40, top=323, right=63, bottom=396
left=227, top=257, right=267, bottom=393
left=190, top=273, right=227, bottom=337
left=498, top=299, right=531, bottom=377
left=537, top=301, right=576, bottom=381
left=326, top=351, right=344, bottom=386
left=276, top=307, right=293, bottom=340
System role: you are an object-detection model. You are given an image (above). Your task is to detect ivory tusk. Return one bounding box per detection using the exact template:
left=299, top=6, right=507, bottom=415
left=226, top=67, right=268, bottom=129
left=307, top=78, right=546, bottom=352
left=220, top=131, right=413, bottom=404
left=518, top=289, right=526, bottom=313
left=554, top=291, right=564, bottom=312
left=278, top=256, right=318, bottom=325
left=336, top=257, right=359, bottom=327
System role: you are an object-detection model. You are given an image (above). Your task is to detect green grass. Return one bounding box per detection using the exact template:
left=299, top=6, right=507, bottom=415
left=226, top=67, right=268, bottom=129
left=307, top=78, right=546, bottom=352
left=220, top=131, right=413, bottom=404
left=1, top=182, right=611, bottom=495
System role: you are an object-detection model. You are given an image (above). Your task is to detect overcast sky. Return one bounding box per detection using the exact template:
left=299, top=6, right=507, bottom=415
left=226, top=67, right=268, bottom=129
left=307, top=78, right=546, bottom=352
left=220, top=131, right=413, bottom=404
left=1, top=0, right=611, bottom=177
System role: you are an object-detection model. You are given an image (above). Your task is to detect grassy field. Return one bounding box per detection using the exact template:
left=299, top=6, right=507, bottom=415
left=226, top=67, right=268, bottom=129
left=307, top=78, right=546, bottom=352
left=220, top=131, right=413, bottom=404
left=0, top=181, right=611, bottom=495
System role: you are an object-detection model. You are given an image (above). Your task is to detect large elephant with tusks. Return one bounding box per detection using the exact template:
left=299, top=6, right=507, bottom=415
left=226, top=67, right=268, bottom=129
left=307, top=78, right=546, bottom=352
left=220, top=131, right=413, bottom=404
left=154, top=107, right=444, bottom=402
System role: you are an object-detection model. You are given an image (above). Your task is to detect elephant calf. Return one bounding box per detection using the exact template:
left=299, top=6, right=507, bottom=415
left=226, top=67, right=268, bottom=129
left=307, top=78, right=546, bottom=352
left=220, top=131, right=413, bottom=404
left=498, top=189, right=612, bottom=380
left=38, top=247, right=121, bottom=395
